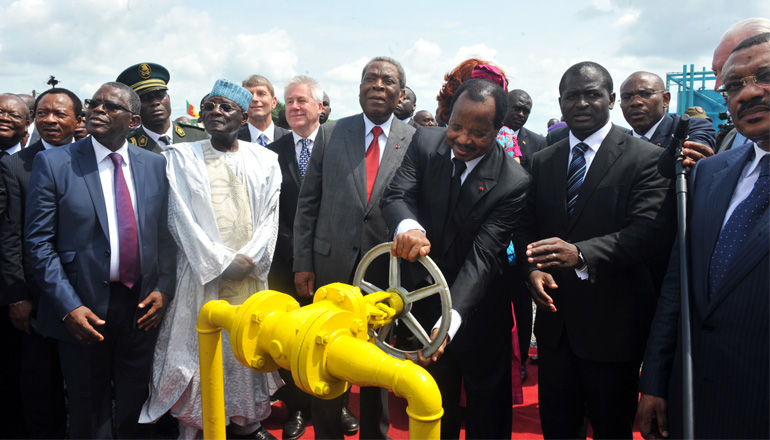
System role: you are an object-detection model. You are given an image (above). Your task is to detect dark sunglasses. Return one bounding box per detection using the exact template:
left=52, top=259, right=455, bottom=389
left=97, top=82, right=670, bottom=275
left=85, top=99, right=132, bottom=114
left=202, top=102, right=237, bottom=112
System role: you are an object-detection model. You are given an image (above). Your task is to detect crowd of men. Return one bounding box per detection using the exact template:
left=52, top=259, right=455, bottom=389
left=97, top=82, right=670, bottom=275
left=0, top=16, right=768, bottom=440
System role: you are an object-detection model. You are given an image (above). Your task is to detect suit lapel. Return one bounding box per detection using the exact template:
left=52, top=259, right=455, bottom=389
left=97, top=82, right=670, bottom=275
left=283, top=137, right=302, bottom=188
left=568, top=127, right=623, bottom=232
left=444, top=143, right=501, bottom=248
left=367, top=120, right=409, bottom=212
left=430, top=142, right=453, bottom=246
left=698, top=146, right=762, bottom=314
left=343, top=115, right=368, bottom=207
left=74, top=138, right=109, bottom=240
left=650, top=114, right=674, bottom=147
left=547, top=141, right=571, bottom=227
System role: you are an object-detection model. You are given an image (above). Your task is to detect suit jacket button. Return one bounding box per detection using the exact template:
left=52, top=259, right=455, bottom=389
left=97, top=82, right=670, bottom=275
left=103, top=281, right=109, bottom=287
left=105, top=250, right=111, bottom=257
left=702, top=324, right=714, bottom=333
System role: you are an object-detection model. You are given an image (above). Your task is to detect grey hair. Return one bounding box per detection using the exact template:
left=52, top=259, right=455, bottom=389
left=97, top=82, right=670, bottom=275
left=284, top=75, right=324, bottom=103
left=361, top=56, right=407, bottom=89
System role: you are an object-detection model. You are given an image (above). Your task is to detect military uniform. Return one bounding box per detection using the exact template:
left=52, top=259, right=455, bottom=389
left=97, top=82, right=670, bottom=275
left=127, top=121, right=207, bottom=154
left=118, top=62, right=208, bottom=154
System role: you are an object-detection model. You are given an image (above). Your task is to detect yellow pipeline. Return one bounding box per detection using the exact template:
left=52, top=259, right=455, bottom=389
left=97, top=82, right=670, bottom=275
left=197, top=284, right=442, bottom=439
left=326, top=335, right=443, bottom=439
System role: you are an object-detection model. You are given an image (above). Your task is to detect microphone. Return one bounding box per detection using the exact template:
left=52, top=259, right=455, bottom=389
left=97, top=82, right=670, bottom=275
left=657, top=114, right=690, bottom=178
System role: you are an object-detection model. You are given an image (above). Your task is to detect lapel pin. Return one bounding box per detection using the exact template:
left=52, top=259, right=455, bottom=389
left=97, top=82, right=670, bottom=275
left=479, top=186, right=484, bottom=191
left=395, top=145, right=400, bottom=149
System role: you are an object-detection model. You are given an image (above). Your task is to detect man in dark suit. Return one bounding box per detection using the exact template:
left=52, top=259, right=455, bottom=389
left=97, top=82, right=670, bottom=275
left=238, top=75, right=290, bottom=145
left=24, top=82, right=176, bottom=439
left=294, top=56, right=415, bottom=439
left=382, top=79, right=531, bottom=439
left=638, top=32, right=770, bottom=440
left=514, top=62, right=674, bottom=439
left=117, top=63, right=207, bottom=153
left=505, top=89, right=547, bottom=170
left=266, top=75, right=324, bottom=440
left=394, top=86, right=419, bottom=128
left=619, top=71, right=715, bottom=163
left=0, top=94, right=30, bottom=157
left=0, top=88, right=81, bottom=438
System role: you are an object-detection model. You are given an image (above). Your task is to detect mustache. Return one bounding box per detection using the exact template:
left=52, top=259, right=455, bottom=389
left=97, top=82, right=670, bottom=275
left=737, top=98, right=770, bottom=118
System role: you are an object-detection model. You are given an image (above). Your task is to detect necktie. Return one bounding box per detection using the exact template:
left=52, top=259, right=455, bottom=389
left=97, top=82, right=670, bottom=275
left=257, top=134, right=268, bottom=147
left=366, top=126, right=382, bottom=202
left=298, top=138, right=311, bottom=182
left=708, top=155, right=769, bottom=297
left=566, top=142, right=589, bottom=217
left=109, top=153, right=139, bottom=289
left=449, top=157, right=467, bottom=208
left=159, top=135, right=172, bottom=147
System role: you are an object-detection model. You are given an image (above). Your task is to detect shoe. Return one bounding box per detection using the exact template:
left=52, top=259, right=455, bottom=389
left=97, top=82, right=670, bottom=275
left=340, top=407, right=359, bottom=436
left=251, top=426, right=277, bottom=440
left=228, top=426, right=277, bottom=440
left=282, top=411, right=307, bottom=440
left=520, top=364, right=528, bottom=383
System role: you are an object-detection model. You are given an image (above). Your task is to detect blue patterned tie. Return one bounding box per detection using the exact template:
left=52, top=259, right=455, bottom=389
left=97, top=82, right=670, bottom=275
left=566, top=142, right=589, bottom=217
left=708, top=154, right=769, bottom=297
left=298, top=138, right=311, bottom=181
left=257, top=134, right=268, bottom=146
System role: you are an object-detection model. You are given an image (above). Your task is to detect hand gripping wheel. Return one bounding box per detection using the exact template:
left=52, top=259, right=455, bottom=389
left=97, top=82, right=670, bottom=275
left=353, top=242, right=451, bottom=360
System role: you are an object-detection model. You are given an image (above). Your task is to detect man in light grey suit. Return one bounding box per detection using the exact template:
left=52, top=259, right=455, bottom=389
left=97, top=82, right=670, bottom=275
left=293, top=56, right=416, bottom=439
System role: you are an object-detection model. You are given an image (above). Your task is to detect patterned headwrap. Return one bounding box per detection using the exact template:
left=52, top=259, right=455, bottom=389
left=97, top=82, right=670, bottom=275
left=210, top=79, right=252, bottom=112
left=470, top=64, right=508, bottom=91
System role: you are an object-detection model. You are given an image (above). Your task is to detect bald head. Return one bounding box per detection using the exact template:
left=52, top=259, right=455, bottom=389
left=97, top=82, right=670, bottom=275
left=504, top=89, right=533, bottom=130
left=713, top=17, right=770, bottom=91
left=619, top=71, right=671, bottom=135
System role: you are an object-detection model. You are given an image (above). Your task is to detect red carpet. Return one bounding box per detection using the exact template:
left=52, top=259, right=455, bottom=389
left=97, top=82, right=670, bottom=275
left=262, top=347, right=644, bottom=439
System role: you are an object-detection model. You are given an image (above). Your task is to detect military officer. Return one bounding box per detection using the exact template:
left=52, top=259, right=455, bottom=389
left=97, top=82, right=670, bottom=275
left=117, top=62, right=207, bottom=153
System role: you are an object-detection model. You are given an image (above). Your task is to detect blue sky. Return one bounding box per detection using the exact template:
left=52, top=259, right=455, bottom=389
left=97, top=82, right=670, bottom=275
left=2, top=0, right=768, bottom=134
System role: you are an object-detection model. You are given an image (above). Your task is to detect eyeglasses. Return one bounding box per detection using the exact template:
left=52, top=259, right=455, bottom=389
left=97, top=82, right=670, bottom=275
left=202, top=102, right=237, bottom=112
left=619, top=90, right=666, bottom=104
left=717, top=70, right=770, bottom=98
left=0, top=109, right=26, bottom=122
left=85, top=99, right=132, bottom=114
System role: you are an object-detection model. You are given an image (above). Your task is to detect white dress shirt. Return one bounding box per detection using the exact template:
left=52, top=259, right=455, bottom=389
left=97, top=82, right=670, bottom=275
left=568, top=121, right=612, bottom=280
left=632, top=115, right=665, bottom=140
left=722, top=144, right=769, bottom=229
left=247, top=122, right=276, bottom=144
left=363, top=114, right=394, bottom=163
left=143, top=124, right=174, bottom=150
left=291, top=127, right=320, bottom=164
left=92, top=138, right=138, bottom=282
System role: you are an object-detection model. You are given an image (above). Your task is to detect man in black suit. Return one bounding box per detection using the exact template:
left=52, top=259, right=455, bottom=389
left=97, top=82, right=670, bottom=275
left=515, top=62, right=674, bottom=439
left=238, top=75, right=290, bottom=145
left=0, top=88, right=80, bottom=438
left=505, top=89, right=546, bottom=170
left=638, top=32, right=770, bottom=440
left=619, top=72, right=715, bottom=165
left=382, top=79, right=531, bottom=439
left=266, top=75, right=324, bottom=440
left=394, top=86, right=419, bottom=128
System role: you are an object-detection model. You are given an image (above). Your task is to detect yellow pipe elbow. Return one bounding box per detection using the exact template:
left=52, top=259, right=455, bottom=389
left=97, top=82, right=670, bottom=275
left=197, top=301, right=232, bottom=440
left=325, top=335, right=442, bottom=439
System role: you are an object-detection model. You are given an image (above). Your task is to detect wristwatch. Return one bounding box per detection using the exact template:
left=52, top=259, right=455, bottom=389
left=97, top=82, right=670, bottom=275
left=576, top=249, right=588, bottom=271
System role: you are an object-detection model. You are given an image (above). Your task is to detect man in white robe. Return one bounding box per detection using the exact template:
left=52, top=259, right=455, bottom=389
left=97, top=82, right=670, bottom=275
left=140, top=79, right=282, bottom=440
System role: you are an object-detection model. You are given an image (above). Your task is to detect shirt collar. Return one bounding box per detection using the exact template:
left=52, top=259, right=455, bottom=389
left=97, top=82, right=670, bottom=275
left=450, top=149, right=485, bottom=174
left=292, top=125, right=319, bottom=145
left=633, top=115, right=666, bottom=140
left=2, top=143, right=21, bottom=155
left=142, top=124, right=172, bottom=143
left=41, top=138, right=63, bottom=150
left=248, top=122, right=275, bottom=142
left=569, top=120, right=612, bottom=152
left=92, top=136, right=130, bottom=165
left=363, top=113, right=394, bottom=138
left=745, top=143, right=770, bottom=177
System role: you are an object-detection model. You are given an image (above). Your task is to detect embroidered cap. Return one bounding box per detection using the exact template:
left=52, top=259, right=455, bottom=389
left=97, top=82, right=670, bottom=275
left=210, top=79, right=252, bottom=112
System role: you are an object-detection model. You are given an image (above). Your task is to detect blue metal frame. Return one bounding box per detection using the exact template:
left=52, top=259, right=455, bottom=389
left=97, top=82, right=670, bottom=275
left=666, top=65, right=727, bottom=131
